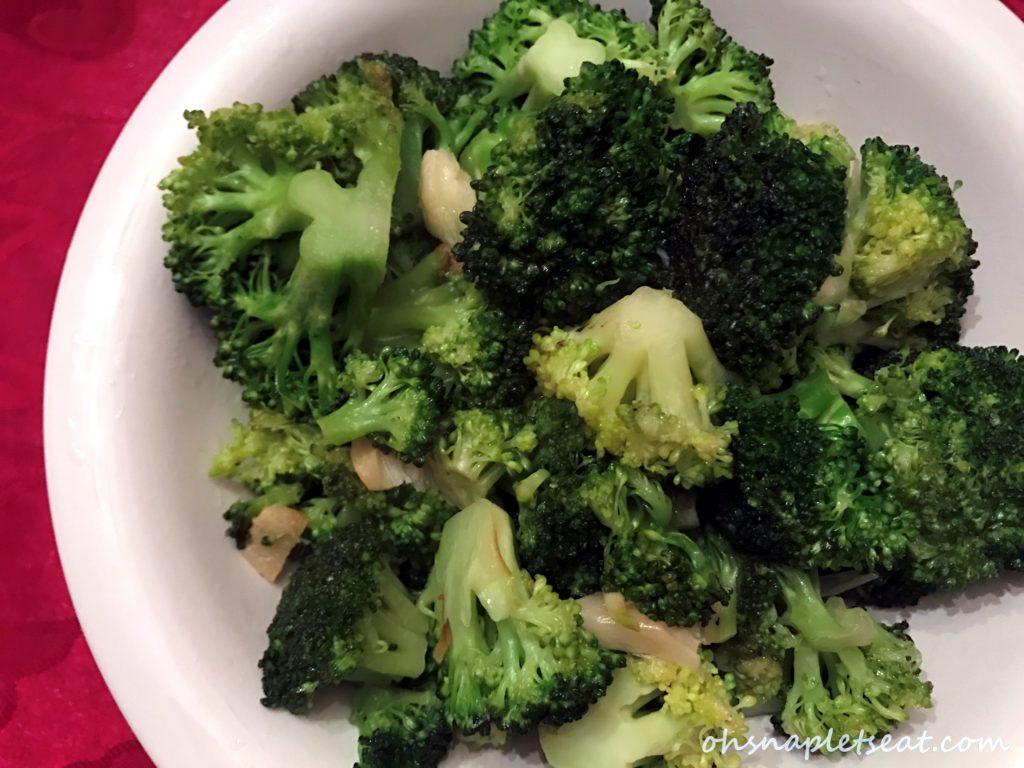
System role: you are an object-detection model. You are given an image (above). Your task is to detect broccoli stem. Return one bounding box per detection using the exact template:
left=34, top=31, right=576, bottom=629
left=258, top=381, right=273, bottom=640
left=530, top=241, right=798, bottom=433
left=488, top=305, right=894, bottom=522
left=778, top=569, right=875, bottom=651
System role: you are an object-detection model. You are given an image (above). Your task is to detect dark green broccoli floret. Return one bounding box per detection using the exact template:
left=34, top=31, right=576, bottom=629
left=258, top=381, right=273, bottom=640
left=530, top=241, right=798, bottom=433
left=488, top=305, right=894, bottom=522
left=428, top=407, right=538, bottom=507
left=665, top=104, right=847, bottom=388
left=375, top=484, right=458, bottom=590
left=364, top=246, right=533, bottom=408
left=317, top=348, right=444, bottom=465
left=515, top=468, right=609, bottom=598
left=260, top=523, right=429, bottom=713
left=850, top=346, right=1024, bottom=600
left=352, top=685, right=453, bottom=768
left=419, top=499, right=622, bottom=735
left=522, top=396, right=591, bottom=476
left=699, top=358, right=916, bottom=574
left=815, top=139, right=978, bottom=350
left=528, top=287, right=736, bottom=487
left=651, top=0, right=775, bottom=135
left=458, top=61, right=691, bottom=324
left=161, top=73, right=402, bottom=417
left=584, top=462, right=729, bottom=627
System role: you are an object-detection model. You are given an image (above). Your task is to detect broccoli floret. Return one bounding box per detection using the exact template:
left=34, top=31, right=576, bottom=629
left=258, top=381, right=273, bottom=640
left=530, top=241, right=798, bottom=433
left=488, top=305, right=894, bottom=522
left=540, top=655, right=747, bottom=768
left=454, top=0, right=656, bottom=113
left=352, top=685, right=453, bottom=768
left=665, top=104, right=848, bottom=387
left=209, top=408, right=375, bottom=543
left=375, top=484, right=458, bottom=590
left=296, top=53, right=484, bottom=240
left=364, top=246, right=533, bottom=407
left=814, top=139, right=978, bottom=351
left=260, top=523, right=429, bottom=713
left=851, top=346, right=1024, bottom=599
left=419, top=499, right=621, bottom=735
left=161, top=73, right=403, bottom=417
left=583, top=462, right=728, bottom=627
left=651, top=0, right=774, bottom=135
left=711, top=561, right=794, bottom=706
left=428, top=407, right=538, bottom=507
left=528, top=287, right=736, bottom=486
left=699, top=357, right=917, bottom=574
left=317, top=348, right=444, bottom=465
left=516, top=468, right=609, bottom=598
left=775, top=570, right=933, bottom=748
left=458, top=61, right=691, bottom=324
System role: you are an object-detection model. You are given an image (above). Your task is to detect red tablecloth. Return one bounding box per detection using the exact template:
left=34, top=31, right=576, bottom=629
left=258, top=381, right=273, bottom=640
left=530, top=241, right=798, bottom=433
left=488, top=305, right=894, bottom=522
left=2, top=1, right=1022, bottom=766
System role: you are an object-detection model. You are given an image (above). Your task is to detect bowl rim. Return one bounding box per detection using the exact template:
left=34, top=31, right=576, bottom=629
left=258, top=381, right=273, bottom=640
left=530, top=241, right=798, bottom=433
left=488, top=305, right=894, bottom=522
left=43, top=0, right=1024, bottom=766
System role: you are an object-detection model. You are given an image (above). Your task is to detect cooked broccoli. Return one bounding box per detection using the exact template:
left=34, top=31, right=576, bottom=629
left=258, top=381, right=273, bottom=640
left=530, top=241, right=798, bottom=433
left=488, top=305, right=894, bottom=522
left=665, top=104, right=848, bottom=387
left=709, top=559, right=794, bottom=706
left=352, top=685, right=453, bottom=768
left=209, top=408, right=375, bottom=545
left=260, top=523, right=429, bottom=713
left=161, top=71, right=402, bottom=416
left=428, top=407, right=538, bottom=507
left=364, top=246, right=533, bottom=408
left=539, top=655, right=747, bottom=768
left=418, top=499, right=622, bottom=735
left=650, top=0, right=775, bottom=135
left=516, top=467, right=609, bottom=598
left=296, top=53, right=484, bottom=239
left=774, top=569, right=933, bottom=748
left=584, top=461, right=729, bottom=627
left=316, top=348, right=444, bottom=465
left=699, top=358, right=917, bottom=574
left=846, top=346, right=1024, bottom=601
left=454, top=0, right=655, bottom=113
left=528, top=287, right=736, bottom=486
left=375, top=484, right=458, bottom=590
left=458, top=61, right=691, bottom=324
left=815, top=139, right=978, bottom=350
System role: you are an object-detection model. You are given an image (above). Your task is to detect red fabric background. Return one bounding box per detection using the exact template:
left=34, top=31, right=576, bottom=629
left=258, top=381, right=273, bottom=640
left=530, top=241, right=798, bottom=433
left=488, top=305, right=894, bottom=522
left=0, top=1, right=1021, bottom=766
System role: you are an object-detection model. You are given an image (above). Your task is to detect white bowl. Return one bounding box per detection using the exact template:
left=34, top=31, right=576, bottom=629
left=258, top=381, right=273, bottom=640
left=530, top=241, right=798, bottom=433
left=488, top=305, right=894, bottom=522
left=44, top=0, right=1024, bottom=766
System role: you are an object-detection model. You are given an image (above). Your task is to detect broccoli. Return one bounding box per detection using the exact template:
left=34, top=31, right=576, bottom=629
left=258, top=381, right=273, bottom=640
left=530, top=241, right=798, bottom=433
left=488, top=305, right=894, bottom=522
left=209, top=408, right=377, bottom=545
left=699, top=358, right=917, bottom=574
left=418, top=499, right=622, bottom=735
left=815, top=139, right=978, bottom=350
left=352, top=685, right=453, bottom=768
left=527, top=287, right=736, bottom=486
left=316, top=348, right=444, bottom=465
left=709, top=559, right=794, bottom=706
left=846, top=346, right=1024, bottom=601
left=584, top=462, right=729, bottom=627
left=774, top=569, right=933, bottom=748
left=706, top=561, right=932, bottom=747
left=515, top=467, right=609, bottom=598
left=665, top=104, right=848, bottom=387
left=296, top=53, right=484, bottom=239
left=651, top=0, right=775, bottom=135
left=539, top=656, right=747, bottom=768
left=375, top=484, right=458, bottom=590
left=454, top=0, right=656, bottom=114
left=161, top=71, right=403, bottom=417
left=364, top=246, right=534, bottom=407
left=427, top=407, right=538, bottom=507
left=458, top=61, right=691, bottom=324
left=260, top=523, right=429, bottom=713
